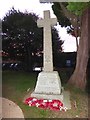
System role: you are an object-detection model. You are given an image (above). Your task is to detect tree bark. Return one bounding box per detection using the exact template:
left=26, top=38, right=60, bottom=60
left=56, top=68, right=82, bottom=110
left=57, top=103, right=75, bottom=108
left=75, top=36, right=78, bottom=51
left=74, top=27, right=79, bottom=51
left=68, top=7, right=89, bottom=90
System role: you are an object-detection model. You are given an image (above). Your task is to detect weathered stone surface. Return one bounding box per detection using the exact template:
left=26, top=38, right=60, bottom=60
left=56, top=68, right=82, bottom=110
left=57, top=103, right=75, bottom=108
left=31, top=10, right=63, bottom=102
left=63, top=91, right=71, bottom=109
left=32, top=71, right=61, bottom=94
left=30, top=10, right=71, bottom=110
left=37, top=10, right=57, bottom=72
left=31, top=92, right=63, bottom=102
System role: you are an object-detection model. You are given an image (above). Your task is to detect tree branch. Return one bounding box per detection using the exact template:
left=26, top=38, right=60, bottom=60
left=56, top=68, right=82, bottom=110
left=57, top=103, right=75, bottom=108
left=59, top=2, right=80, bottom=28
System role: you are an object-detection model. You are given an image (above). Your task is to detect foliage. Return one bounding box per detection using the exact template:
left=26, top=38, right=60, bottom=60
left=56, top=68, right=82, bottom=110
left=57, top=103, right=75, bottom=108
left=52, top=3, right=71, bottom=27
left=2, top=8, right=41, bottom=60
left=52, top=27, right=64, bottom=53
left=2, top=8, right=63, bottom=71
left=52, top=2, right=90, bottom=27
left=52, top=3, right=76, bottom=37
left=67, top=2, right=90, bottom=16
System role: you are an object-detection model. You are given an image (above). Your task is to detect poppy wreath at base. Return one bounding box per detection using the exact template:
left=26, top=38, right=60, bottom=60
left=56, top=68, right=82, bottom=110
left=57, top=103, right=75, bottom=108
left=25, top=97, right=68, bottom=111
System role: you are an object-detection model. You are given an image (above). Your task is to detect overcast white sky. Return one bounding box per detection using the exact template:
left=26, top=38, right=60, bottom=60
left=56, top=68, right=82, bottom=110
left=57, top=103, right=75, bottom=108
left=0, top=0, right=77, bottom=52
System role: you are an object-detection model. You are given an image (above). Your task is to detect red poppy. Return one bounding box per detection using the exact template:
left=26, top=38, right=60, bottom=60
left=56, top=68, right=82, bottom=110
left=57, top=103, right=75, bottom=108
left=37, top=99, right=43, bottom=104
left=24, top=97, right=66, bottom=111
left=25, top=97, right=34, bottom=104
left=31, top=100, right=38, bottom=106
left=48, top=100, right=60, bottom=111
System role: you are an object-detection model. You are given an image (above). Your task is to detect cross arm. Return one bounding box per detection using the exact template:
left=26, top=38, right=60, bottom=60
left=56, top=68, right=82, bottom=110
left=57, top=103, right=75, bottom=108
left=37, top=19, right=45, bottom=28
left=51, top=18, right=57, bottom=26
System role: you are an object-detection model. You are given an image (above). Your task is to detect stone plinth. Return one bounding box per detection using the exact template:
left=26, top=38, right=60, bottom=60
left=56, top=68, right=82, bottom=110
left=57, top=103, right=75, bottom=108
left=31, top=71, right=63, bottom=101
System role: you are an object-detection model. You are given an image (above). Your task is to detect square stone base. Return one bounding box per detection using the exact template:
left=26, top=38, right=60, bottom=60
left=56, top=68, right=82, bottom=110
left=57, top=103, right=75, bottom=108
left=33, top=71, right=62, bottom=94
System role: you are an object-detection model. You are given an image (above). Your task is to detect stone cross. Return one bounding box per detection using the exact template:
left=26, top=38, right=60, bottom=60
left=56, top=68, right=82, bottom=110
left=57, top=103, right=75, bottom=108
left=37, top=10, right=57, bottom=72
left=31, top=10, right=71, bottom=110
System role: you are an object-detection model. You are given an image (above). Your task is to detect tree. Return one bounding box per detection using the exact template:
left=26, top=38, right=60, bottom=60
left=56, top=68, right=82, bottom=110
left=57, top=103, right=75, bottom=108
left=2, top=8, right=42, bottom=71
left=2, top=8, right=63, bottom=71
left=52, top=2, right=90, bottom=90
left=67, top=3, right=90, bottom=90
left=52, top=2, right=81, bottom=51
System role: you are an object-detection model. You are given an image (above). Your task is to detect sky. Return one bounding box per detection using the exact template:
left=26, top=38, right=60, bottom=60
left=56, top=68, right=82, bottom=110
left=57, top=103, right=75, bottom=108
left=0, top=0, right=77, bottom=52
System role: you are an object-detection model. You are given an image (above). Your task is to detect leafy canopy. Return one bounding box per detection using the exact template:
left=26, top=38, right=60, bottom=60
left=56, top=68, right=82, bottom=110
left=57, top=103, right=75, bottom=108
left=67, top=2, right=90, bottom=16
left=2, top=8, right=63, bottom=62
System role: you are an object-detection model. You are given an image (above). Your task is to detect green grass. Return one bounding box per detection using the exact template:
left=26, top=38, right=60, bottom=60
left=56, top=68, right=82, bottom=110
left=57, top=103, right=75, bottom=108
left=2, top=70, right=88, bottom=118
left=2, top=71, right=50, bottom=118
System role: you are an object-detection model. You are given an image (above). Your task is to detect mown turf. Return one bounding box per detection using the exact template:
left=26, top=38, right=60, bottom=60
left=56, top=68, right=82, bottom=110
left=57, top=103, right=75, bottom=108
left=2, top=70, right=88, bottom=118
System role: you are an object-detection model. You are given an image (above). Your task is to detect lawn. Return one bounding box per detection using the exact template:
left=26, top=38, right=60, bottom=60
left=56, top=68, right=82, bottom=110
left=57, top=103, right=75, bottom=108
left=2, top=70, right=88, bottom=118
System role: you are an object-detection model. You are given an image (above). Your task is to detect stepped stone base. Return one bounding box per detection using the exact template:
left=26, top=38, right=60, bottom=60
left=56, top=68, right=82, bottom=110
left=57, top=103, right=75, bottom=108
left=31, top=92, right=63, bottom=102
left=31, top=91, right=71, bottom=109
left=30, top=71, right=71, bottom=109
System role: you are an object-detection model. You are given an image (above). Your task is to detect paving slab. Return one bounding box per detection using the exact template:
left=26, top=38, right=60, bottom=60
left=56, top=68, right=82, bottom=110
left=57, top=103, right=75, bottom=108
left=0, top=97, right=24, bottom=119
left=63, top=91, right=71, bottom=109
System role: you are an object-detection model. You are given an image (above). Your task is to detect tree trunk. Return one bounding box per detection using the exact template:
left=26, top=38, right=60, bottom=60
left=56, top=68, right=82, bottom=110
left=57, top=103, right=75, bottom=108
left=75, top=36, right=78, bottom=51
left=74, top=28, right=79, bottom=51
left=68, top=7, right=89, bottom=90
